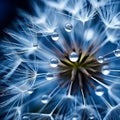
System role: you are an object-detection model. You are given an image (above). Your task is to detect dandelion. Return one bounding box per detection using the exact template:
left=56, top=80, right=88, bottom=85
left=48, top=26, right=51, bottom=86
left=0, top=0, right=120, bottom=120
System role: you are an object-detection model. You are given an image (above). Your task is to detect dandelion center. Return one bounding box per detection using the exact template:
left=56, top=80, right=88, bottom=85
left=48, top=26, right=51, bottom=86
left=58, top=46, right=104, bottom=94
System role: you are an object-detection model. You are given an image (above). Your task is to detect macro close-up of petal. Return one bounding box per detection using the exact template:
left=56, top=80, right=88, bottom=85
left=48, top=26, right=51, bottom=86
left=0, top=0, right=120, bottom=120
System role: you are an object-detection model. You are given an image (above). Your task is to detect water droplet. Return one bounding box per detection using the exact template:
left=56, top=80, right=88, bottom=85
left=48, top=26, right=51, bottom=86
left=95, top=86, right=104, bottom=96
left=46, top=73, right=54, bottom=80
left=23, top=116, right=30, bottom=120
left=69, top=52, right=79, bottom=62
left=72, top=117, right=78, bottom=120
left=71, top=114, right=79, bottom=120
left=97, top=56, right=104, bottom=63
left=41, top=95, right=50, bottom=104
left=114, top=49, right=120, bottom=57
left=51, top=32, right=59, bottom=41
left=50, top=58, right=59, bottom=67
left=89, top=114, right=95, bottom=119
left=27, top=89, right=33, bottom=94
left=102, top=65, right=110, bottom=75
left=65, top=23, right=73, bottom=32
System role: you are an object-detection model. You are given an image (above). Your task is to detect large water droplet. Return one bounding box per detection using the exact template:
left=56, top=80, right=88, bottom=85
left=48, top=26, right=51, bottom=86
left=65, top=23, right=73, bottom=32
left=102, top=65, right=110, bottom=75
left=46, top=73, right=54, bottom=80
left=41, top=95, right=50, bottom=104
left=114, top=49, right=120, bottom=57
left=51, top=32, right=59, bottom=41
left=97, top=56, right=104, bottom=63
left=50, top=58, right=59, bottom=67
left=95, top=86, right=104, bottom=96
left=69, top=52, right=79, bottom=62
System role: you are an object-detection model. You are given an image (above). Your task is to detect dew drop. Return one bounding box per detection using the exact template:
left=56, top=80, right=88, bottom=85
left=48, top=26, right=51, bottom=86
left=27, top=89, right=33, bottom=94
left=51, top=32, right=59, bottom=41
left=97, top=56, right=104, bottom=63
left=22, top=116, right=30, bottom=120
left=114, top=49, right=120, bottom=57
left=41, top=95, right=50, bottom=104
left=71, top=114, right=79, bottom=120
left=46, top=73, right=54, bottom=80
left=69, top=52, right=79, bottom=62
left=89, top=114, right=95, bottom=119
left=65, top=23, right=73, bottom=32
left=95, top=86, right=104, bottom=96
left=102, top=65, right=110, bottom=75
left=50, top=58, right=59, bottom=67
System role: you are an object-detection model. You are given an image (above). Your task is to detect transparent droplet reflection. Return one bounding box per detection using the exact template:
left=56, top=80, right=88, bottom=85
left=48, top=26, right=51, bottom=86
left=69, top=52, right=79, bottom=62
left=95, top=86, right=104, bottom=96
left=41, top=95, right=50, bottom=104
left=102, top=65, right=110, bottom=75
left=71, top=114, right=79, bottom=120
left=51, top=32, right=59, bottom=41
left=89, top=114, right=95, bottom=119
left=65, top=23, right=73, bottom=32
left=114, top=49, right=120, bottom=57
left=22, top=115, right=30, bottom=120
left=97, top=56, right=104, bottom=63
left=46, top=73, right=54, bottom=80
left=50, top=58, right=59, bottom=67
left=27, top=89, right=33, bottom=94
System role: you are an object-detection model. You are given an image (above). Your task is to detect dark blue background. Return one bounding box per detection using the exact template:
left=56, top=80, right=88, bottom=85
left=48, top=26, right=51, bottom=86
left=0, top=0, right=30, bottom=33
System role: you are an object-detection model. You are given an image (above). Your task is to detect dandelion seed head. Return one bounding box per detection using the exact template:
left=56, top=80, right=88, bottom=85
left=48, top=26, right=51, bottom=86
left=0, top=0, right=120, bottom=119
